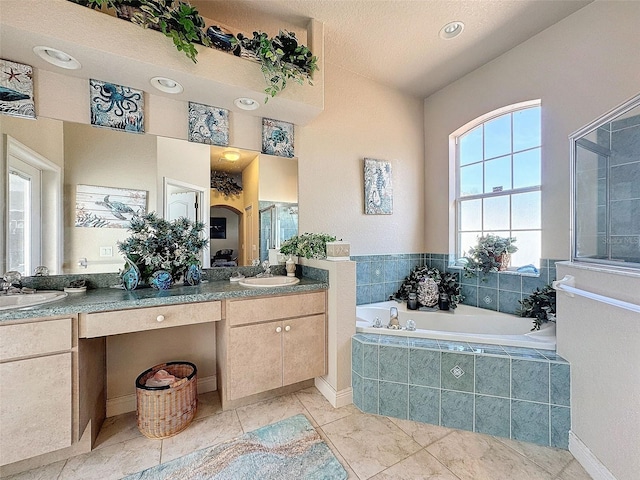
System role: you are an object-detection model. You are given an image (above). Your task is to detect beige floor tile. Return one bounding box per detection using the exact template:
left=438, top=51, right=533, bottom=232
left=426, top=429, right=554, bottom=480
left=235, top=393, right=315, bottom=432
left=160, top=409, right=243, bottom=463
left=556, top=460, right=593, bottom=480
left=94, top=412, right=141, bottom=450
left=388, top=417, right=455, bottom=447
left=3, top=459, right=67, bottom=480
left=370, top=448, right=461, bottom=480
left=194, top=391, right=223, bottom=420
left=58, top=436, right=161, bottom=480
left=295, top=386, right=358, bottom=426
left=317, top=427, right=359, bottom=479
left=321, top=412, right=422, bottom=480
left=498, top=436, right=575, bottom=477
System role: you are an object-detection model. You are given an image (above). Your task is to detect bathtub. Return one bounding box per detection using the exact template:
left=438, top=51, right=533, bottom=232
left=356, top=300, right=556, bottom=350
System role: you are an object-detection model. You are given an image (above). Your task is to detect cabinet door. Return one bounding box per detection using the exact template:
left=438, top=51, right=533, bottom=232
left=282, top=314, right=326, bottom=386
left=227, top=322, right=283, bottom=400
left=0, top=352, right=72, bottom=466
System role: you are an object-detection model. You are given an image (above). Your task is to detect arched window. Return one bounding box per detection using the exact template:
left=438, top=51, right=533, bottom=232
left=454, top=101, right=541, bottom=267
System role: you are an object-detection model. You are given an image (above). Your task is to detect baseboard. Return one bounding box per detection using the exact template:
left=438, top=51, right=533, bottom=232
left=106, top=375, right=217, bottom=417
left=314, top=377, right=353, bottom=408
left=568, top=431, right=618, bottom=480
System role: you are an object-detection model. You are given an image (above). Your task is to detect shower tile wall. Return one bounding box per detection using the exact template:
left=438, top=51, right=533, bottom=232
left=352, top=253, right=563, bottom=313
left=609, top=114, right=640, bottom=262
left=352, top=333, right=571, bottom=449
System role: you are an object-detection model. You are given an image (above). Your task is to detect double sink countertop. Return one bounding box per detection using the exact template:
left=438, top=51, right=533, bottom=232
left=0, top=278, right=328, bottom=322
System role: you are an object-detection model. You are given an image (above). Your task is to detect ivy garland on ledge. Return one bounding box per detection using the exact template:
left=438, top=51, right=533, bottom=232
left=69, top=0, right=318, bottom=100
left=391, top=266, right=463, bottom=310
left=211, top=171, right=242, bottom=196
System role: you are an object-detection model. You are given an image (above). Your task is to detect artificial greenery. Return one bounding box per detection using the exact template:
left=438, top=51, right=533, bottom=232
left=279, top=233, right=337, bottom=259
left=70, top=0, right=318, bottom=96
left=117, top=212, right=208, bottom=282
left=234, top=30, right=319, bottom=102
left=71, top=0, right=210, bottom=62
left=211, top=171, right=242, bottom=196
left=517, top=284, right=557, bottom=331
left=463, top=234, right=518, bottom=277
left=391, top=266, right=463, bottom=309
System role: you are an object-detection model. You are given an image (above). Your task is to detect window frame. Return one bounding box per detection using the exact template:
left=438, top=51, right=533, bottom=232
left=450, top=100, right=542, bottom=267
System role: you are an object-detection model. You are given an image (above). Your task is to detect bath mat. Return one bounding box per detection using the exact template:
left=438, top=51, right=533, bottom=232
left=124, top=414, right=348, bottom=480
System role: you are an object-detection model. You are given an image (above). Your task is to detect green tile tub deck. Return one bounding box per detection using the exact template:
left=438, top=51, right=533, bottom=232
left=0, top=276, right=328, bottom=322
left=351, top=333, right=571, bottom=450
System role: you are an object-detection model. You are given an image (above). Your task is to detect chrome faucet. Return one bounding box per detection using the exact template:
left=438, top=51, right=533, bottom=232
left=2, top=271, right=23, bottom=295
left=388, top=306, right=401, bottom=329
left=256, top=260, right=273, bottom=278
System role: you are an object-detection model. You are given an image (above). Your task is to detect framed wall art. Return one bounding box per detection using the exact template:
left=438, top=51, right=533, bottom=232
left=0, top=59, right=35, bottom=119
left=188, top=102, right=229, bottom=146
left=90, top=79, right=144, bottom=133
left=75, top=184, right=147, bottom=228
left=210, top=217, right=227, bottom=239
left=364, top=158, right=393, bottom=215
left=262, top=118, right=294, bottom=158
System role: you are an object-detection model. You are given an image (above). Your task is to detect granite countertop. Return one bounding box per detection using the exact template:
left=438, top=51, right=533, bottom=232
left=0, top=278, right=328, bottom=322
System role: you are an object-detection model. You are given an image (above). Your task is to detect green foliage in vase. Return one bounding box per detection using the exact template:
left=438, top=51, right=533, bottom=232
left=517, top=284, right=556, bottom=331
left=117, top=212, right=208, bottom=282
left=234, top=30, right=319, bottom=102
left=463, top=234, right=518, bottom=277
left=392, top=265, right=463, bottom=309
left=279, top=233, right=337, bottom=259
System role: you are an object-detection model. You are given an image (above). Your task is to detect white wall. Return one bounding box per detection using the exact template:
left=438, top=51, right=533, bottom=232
left=556, top=264, right=640, bottom=480
left=423, top=0, right=640, bottom=259
left=299, top=62, right=425, bottom=254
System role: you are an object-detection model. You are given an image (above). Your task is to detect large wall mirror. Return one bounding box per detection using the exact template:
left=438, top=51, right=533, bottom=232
left=571, top=92, right=640, bottom=269
left=1, top=115, right=298, bottom=276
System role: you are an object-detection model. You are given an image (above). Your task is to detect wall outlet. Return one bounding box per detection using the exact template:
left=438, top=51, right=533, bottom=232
left=100, top=246, right=113, bottom=257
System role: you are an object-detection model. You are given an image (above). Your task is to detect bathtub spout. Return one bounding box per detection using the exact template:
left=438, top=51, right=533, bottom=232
left=388, top=306, right=401, bottom=329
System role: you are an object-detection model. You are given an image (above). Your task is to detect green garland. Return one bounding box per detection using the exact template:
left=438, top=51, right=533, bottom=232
left=517, top=284, right=556, bottom=331
left=279, top=233, right=337, bottom=259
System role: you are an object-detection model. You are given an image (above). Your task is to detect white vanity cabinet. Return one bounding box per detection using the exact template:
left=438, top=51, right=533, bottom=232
left=0, top=317, right=74, bottom=466
left=217, top=291, right=327, bottom=407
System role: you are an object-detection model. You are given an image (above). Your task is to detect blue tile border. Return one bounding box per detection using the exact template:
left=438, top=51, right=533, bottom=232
left=351, top=334, right=571, bottom=449
left=352, top=253, right=566, bottom=315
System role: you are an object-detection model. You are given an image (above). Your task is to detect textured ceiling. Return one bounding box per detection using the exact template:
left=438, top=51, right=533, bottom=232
left=194, top=0, right=592, bottom=98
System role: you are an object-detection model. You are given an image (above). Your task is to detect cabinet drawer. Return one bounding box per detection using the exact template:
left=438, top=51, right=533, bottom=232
left=0, top=318, right=72, bottom=362
left=227, top=291, right=325, bottom=326
left=80, top=301, right=221, bottom=338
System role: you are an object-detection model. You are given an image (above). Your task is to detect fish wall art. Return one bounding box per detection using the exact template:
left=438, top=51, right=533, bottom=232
left=75, top=184, right=147, bottom=228
left=0, top=59, right=35, bottom=119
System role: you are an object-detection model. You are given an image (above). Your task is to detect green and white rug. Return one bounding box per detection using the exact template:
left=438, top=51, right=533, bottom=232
left=124, top=414, right=347, bottom=480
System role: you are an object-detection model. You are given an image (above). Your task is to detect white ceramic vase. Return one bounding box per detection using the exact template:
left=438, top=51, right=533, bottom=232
left=285, top=255, right=296, bottom=277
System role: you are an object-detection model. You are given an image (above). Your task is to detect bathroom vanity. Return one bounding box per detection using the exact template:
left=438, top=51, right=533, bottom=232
left=0, top=280, right=327, bottom=473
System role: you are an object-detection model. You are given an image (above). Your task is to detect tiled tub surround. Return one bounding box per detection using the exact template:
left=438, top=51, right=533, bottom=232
left=351, top=333, right=571, bottom=450
left=353, top=253, right=565, bottom=314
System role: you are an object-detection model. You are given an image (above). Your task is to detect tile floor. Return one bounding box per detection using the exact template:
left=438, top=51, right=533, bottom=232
left=6, top=387, right=593, bottom=480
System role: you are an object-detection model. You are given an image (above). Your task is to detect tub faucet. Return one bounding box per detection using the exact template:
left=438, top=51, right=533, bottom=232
left=388, top=306, right=401, bottom=329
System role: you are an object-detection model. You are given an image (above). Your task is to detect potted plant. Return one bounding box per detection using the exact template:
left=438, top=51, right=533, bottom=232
left=463, top=234, right=518, bottom=277
left=278, top=232, right=337, bottom=260
left=234, top=30, right=319, bottom=102
left=517, top=284, right=556, bottom=330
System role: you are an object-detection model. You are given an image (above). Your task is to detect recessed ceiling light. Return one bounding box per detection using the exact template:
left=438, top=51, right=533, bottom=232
left=439, top=21, right=465, bottom=40
left=150, top=76, right=183, bottom=94
left=33, top=46, right=81, bottom=69
left=234, top=97, right=259, bottom=111
left=223, top=150, right=241, bottom=161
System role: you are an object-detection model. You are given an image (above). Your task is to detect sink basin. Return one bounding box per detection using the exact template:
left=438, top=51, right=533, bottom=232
left=238, top=276, right=300, bottom=288
left=0, top=291, right=68, bottom=311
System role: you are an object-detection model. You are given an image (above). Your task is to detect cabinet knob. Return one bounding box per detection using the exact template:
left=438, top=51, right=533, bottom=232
left=156, top=315, right=165, bottom=322
left=275, top=326, right=282, bottom=333
left=285, top=325, right=291, bottom=332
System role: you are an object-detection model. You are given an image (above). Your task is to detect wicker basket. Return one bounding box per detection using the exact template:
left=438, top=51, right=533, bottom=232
left=135, top=361, right=197, bottom=439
